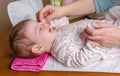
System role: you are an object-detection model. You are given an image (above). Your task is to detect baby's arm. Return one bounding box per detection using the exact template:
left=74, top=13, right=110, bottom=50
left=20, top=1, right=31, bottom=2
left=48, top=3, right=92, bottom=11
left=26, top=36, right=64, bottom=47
left=52, top=41, right=102, bottom=67
left=71, top=41, right=102, bottom=67
left=50, top=17, right=69, bottom=30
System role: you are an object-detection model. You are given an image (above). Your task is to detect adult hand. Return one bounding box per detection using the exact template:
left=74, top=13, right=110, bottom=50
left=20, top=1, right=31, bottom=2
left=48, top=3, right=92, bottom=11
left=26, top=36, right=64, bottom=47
left=84, top=22, right=120, bottom=47
left=39, top=5, right=65, bottom=23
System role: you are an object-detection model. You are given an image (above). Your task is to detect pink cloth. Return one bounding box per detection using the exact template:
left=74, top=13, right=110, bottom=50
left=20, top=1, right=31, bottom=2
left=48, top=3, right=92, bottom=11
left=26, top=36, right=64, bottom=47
left=11, top=52, right=49, bottom=72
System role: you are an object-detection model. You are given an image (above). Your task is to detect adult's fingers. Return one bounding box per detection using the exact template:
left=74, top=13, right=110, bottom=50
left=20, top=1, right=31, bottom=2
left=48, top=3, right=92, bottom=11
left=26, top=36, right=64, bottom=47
left=83, top=30, right=102, bottom=41
left=82, top=30, right=102, bottom=46
left=39, top=5, right=52, bottom=22
left=46, top=12, right=58, bottom=22
left=84, top=26, right=103, bottom=36
left=92, top=22, right=110, bottom=29
left=90, top=41, right=101, bottom=47
left=87, top=35, right=103, bottom=41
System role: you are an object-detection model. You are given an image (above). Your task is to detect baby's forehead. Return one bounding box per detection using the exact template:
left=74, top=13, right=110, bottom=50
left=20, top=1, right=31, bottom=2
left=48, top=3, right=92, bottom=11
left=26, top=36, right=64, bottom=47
left=25, top=20, right=38, bottom=27
left=25, top=20, right=46, bottom=31
left=28, top=20, right=43, bottom=25
left=27, top=20, right=37, bottom=24
left=25, top=20, right=43, bottom=29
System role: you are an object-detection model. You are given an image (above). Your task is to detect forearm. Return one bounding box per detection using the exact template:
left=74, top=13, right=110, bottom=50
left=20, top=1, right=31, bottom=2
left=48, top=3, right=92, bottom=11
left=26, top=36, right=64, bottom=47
left=62, top=0, right=96, bottom=16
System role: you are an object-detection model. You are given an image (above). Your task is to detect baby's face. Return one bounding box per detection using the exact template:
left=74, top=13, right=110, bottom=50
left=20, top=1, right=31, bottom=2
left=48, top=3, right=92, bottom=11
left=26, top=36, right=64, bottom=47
left=25, top=20, right=57, bottom=50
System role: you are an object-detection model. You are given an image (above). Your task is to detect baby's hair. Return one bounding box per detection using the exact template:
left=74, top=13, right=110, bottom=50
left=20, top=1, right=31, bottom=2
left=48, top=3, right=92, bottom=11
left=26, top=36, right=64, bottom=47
left=9, top=19, right=36, bottom=58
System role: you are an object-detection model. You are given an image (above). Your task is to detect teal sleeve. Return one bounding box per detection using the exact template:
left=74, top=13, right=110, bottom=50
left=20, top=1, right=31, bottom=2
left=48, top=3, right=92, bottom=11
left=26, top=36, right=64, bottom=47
left=94, top=0, right=120, bottom=13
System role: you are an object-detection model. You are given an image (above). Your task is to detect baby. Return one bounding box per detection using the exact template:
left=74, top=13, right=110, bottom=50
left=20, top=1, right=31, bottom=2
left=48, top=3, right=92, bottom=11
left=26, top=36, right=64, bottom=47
left=9, top=6, right=120, bottom=67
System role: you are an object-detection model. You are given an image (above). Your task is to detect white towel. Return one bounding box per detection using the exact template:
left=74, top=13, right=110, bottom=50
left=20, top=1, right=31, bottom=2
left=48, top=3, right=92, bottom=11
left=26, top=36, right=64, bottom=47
left=43, top=56, right=120, bottom=73
left=7, top=0, right=43, bottom=25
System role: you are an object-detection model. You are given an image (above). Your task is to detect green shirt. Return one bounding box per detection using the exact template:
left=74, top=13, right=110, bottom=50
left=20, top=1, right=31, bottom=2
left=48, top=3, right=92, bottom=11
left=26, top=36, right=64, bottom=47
left=94, top=0, right=120, bottom=13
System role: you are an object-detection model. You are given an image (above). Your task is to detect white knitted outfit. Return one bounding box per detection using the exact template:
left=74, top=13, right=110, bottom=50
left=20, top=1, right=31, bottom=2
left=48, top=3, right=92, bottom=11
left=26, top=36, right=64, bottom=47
left=50, top=6, right=120, bottom=67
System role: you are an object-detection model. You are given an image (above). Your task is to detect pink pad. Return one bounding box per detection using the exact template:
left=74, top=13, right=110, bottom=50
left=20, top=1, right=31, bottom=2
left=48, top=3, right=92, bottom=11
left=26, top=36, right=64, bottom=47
left=11, top=52, right=49, bottom=72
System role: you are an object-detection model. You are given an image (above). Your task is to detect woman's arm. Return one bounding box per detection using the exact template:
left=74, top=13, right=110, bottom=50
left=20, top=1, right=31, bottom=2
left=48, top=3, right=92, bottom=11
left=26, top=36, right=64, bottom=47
left=39, top=0, right=96, bottom=22
left=63, top=0, right=96, bottom=16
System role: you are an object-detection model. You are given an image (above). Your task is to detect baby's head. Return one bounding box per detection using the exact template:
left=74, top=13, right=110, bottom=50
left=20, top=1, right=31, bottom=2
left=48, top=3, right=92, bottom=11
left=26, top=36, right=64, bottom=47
left=9, top=19, right=57, bottom=58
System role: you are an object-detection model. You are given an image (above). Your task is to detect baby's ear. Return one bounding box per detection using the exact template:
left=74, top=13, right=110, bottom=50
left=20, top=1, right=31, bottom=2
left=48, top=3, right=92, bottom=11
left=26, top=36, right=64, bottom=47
left=31, top=44, right=44, bottom=55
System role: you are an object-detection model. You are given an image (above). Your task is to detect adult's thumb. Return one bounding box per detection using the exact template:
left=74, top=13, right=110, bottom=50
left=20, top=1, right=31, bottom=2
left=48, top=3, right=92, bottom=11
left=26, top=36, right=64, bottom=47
left=46, top=13, right=58, bottom=22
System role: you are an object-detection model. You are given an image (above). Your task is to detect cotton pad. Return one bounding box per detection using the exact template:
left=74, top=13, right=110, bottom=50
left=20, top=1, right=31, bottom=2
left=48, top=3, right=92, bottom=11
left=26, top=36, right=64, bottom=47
left=39, top=19, right=46, bottom=25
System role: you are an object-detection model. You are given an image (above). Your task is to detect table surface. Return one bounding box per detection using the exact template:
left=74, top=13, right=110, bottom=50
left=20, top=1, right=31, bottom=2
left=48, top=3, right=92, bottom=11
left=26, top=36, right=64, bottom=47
left=1, top=17, right=120, bottom=76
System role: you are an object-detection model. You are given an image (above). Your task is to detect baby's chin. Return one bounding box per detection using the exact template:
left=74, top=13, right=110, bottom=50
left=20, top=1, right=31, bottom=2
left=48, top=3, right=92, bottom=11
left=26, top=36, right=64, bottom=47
left=54, top=30, right=57, bottom=37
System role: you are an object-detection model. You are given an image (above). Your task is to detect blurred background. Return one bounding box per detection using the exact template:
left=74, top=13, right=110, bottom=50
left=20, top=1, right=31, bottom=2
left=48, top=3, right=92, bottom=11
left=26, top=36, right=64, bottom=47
left=0, top=0, right=50, bottom=34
